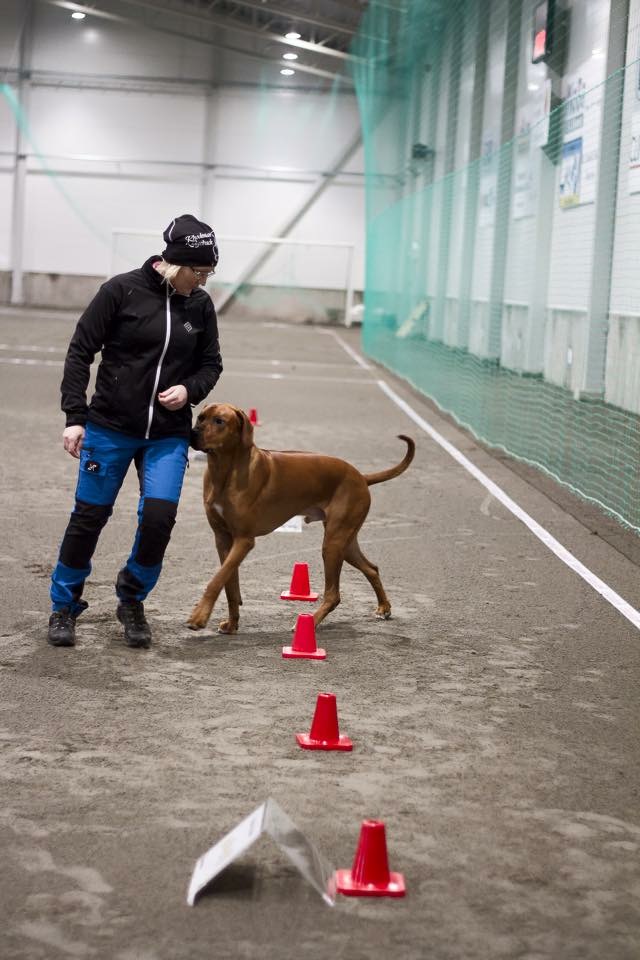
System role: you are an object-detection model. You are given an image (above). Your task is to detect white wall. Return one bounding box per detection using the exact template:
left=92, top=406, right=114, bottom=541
left=0, top=0, right=365, bottom=296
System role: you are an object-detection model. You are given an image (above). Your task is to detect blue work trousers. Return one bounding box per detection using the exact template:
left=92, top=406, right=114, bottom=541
left=50, top=422, right=189, bottom=615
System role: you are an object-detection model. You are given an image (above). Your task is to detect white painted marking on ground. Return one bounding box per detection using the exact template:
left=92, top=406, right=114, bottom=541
left=323, top=332, right=640, bottom=632
left=480, top=493, right=494, bottom=517
left=377, top=379, right=640, bottom=632
left=319, top=329, right=372, bottom=369
left=0, top=357, right=64, bottom=367
left=222, top=356, right=363, bottom=370
left=0, top=344, right=65, bottom=353
left=221, top=370, right=375, bottom=385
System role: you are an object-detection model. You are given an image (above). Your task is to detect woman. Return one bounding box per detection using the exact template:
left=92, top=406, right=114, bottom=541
left=48, top=214, right=223, bottom=649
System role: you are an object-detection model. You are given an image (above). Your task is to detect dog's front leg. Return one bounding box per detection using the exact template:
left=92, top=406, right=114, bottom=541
left=187, top=536, right=255, bottom=631
left=214, top=529, right=242, bottom=634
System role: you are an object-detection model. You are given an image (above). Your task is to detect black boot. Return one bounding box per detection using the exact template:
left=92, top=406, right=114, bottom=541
left=47, top=608, right=77, bottom=647
left=117, top=601, right=152, bottom=648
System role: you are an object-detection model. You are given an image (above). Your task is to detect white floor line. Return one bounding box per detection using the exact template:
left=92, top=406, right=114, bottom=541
left=377, top=380, right=640, bottom=632
left=0, top=344, right=65, bottom=353
left=323, top=332, right=640, bottom=631
left=319, top=329, right=372, bottom=369
left=0, top=357, right=64, bottom=367
left=221, top=369, right=376, bottom=385
left=222, top=356, right=363, bottom=369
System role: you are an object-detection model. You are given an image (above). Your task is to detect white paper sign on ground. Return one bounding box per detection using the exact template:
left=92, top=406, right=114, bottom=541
left=187, top=803, right=265, bottom=906
left=186, top=797, right=336, bottom=907
left=275, top=515, right=303, bottom=533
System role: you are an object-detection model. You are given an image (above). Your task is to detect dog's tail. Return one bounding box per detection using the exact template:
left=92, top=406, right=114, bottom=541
left=364, top=435, right=415, bottom=486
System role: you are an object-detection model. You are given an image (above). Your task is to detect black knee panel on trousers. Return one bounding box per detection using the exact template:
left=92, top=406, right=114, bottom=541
left=134, top=497, right=178, bottom=567
left=59, top=499, right=113, bottom=569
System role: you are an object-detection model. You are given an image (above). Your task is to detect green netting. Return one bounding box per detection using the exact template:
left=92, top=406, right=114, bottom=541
left=351, top=0, right=640, bottom=533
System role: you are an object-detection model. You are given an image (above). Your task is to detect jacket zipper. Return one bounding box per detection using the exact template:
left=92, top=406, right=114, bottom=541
left=145, top=285, right=172, bottom=439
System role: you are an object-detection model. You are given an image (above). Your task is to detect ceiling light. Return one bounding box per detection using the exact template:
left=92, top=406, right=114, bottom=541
left=284, top=31, right=301, bottom=40
left=283, top=52, right=298, bottom=60
left=71, top=10, right=86, bottom=18
left=280, top=68, right=295, bottom=76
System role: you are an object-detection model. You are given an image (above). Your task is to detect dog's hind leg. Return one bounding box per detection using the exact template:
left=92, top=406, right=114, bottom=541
left=313, top=540, right=345, bottom=628
left=214, top=529, right=242, bottom=634
left=313, top=510, right=367, bottom=628
left=343, top=536, right=391, bottom=620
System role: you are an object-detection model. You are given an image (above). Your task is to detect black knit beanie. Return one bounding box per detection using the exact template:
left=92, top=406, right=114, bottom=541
left=161, top=214, right=219, bottom=267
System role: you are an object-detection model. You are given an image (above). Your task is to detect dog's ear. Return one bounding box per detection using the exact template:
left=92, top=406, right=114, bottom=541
left=235, top=409, right=254, bottom=448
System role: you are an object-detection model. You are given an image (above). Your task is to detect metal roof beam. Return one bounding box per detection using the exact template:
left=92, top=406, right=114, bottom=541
left=47, top=0, right=360, bottom=61
left=203, top=0, right=360, bottom=38
left=42, top=1, right=355, bottom=81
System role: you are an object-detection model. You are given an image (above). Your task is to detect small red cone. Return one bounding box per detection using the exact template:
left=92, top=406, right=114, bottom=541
left=336, top=820, right=406, bottom=897
left=248, top=408, right=261, bottom=426
left=282, top=613, right=326, bottom=660
left=280, top=562, right=318, bottom=602
left=296, top=692, right=352, bottom=751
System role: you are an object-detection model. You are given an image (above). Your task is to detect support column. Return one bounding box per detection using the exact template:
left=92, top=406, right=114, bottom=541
left=10, top=0, right=34, bottom=306
left=579, top=0, right=630, bottom=398
left=431, top=2, right=463, bottom=342
left=458, top=0, right=489, bottom=349
left=487, top=0, right=522, bottom=358
left=199, top=86, right=218, bottom=222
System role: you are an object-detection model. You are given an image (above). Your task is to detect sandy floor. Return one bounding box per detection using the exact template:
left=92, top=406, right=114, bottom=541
left=1, top=310, right=639, bottom=959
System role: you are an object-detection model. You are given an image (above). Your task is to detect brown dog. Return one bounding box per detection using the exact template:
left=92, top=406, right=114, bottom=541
left=187, top=403, right=415, bottom=634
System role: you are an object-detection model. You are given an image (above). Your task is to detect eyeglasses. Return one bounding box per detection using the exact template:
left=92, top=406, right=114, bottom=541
left=189, top=266, right=216, bottom=280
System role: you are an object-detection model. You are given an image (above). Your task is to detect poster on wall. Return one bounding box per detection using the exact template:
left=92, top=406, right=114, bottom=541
left=559, top=59, right=604, bottom=208
left=513, top=107, right=534, bottom=220
left=627, top=113, right=640, bottom=193
left=530, top=77, right=552, bottom=149
left=627, top=56, right=640, bottom=194
left=512, top=81, right=550, bottom=220
left=478, top=130, right=499, bottom=227
left=559, top=136, right=582, bottom=207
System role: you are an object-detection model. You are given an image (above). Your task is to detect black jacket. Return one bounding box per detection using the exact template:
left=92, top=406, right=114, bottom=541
left=61, top=256, right=223, bottom=439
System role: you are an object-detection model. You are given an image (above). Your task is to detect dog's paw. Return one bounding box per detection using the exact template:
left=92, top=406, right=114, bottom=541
left=187, top=606, right=210, bottom=630
left=217, top=620, right=238, bottom=635
left=375, top=608, right=392, bottom=620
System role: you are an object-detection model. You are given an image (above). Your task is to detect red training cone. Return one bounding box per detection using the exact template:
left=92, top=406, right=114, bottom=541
left=248, top=408, right=261, bottom=426
left=282, top=613, right=326, bottom=660
left=280, top=562, right=318, bottom=602
left=335, top=820, right=406, bottom=897
left=296, top=692, right=352, bottom=751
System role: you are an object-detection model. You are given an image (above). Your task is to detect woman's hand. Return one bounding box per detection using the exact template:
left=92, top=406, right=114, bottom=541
left=158, top=385, right=188, bottom=411
left=63, top=425, right=85, bottom=459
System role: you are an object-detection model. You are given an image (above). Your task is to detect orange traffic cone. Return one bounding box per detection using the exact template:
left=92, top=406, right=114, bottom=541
left=280, top=562, right=318, bottom=602
left=282, top=613, right=326, bottom=660
left=336, top=820, right=406, bottom=897
left=296, top=693, right=352, bottom=751
left=248, top=408, right=261, bottom=426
